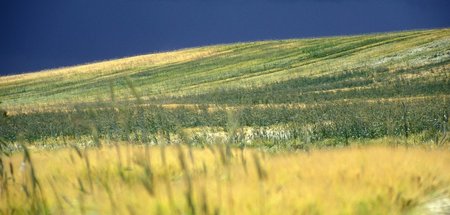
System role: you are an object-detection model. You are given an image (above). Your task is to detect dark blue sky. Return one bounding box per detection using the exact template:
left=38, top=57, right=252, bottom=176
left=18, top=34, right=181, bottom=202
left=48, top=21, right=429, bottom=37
left=1, top=0, right=449, bottom=75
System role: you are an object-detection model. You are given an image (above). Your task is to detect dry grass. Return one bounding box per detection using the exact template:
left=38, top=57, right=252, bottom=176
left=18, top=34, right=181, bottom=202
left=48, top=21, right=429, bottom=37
left=1, top=143, right=449, bottom=214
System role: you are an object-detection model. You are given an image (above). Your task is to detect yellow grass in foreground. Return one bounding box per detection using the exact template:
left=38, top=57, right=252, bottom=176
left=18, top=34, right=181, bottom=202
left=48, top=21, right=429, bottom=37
left=1, top=145, right=449, bottom=214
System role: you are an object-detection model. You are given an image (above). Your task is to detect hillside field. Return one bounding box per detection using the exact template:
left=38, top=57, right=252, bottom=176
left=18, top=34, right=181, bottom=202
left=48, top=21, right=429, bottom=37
left=0, top=28, right=450, bottom=214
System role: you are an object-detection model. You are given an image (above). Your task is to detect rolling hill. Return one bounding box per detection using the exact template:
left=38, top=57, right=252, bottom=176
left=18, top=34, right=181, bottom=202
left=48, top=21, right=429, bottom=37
left=1, top=28, right=449, bottom=110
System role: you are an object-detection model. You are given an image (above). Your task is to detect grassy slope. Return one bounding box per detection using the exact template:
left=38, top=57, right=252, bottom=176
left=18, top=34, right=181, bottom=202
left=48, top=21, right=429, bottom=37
left=1, top=28, right=449, bottom=109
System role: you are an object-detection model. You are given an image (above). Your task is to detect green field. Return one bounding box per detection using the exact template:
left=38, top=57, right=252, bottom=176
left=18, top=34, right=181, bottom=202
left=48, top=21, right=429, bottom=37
left=0, top=28, right=449, bottom=214
left=1, top=28, right=449, bottom=108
